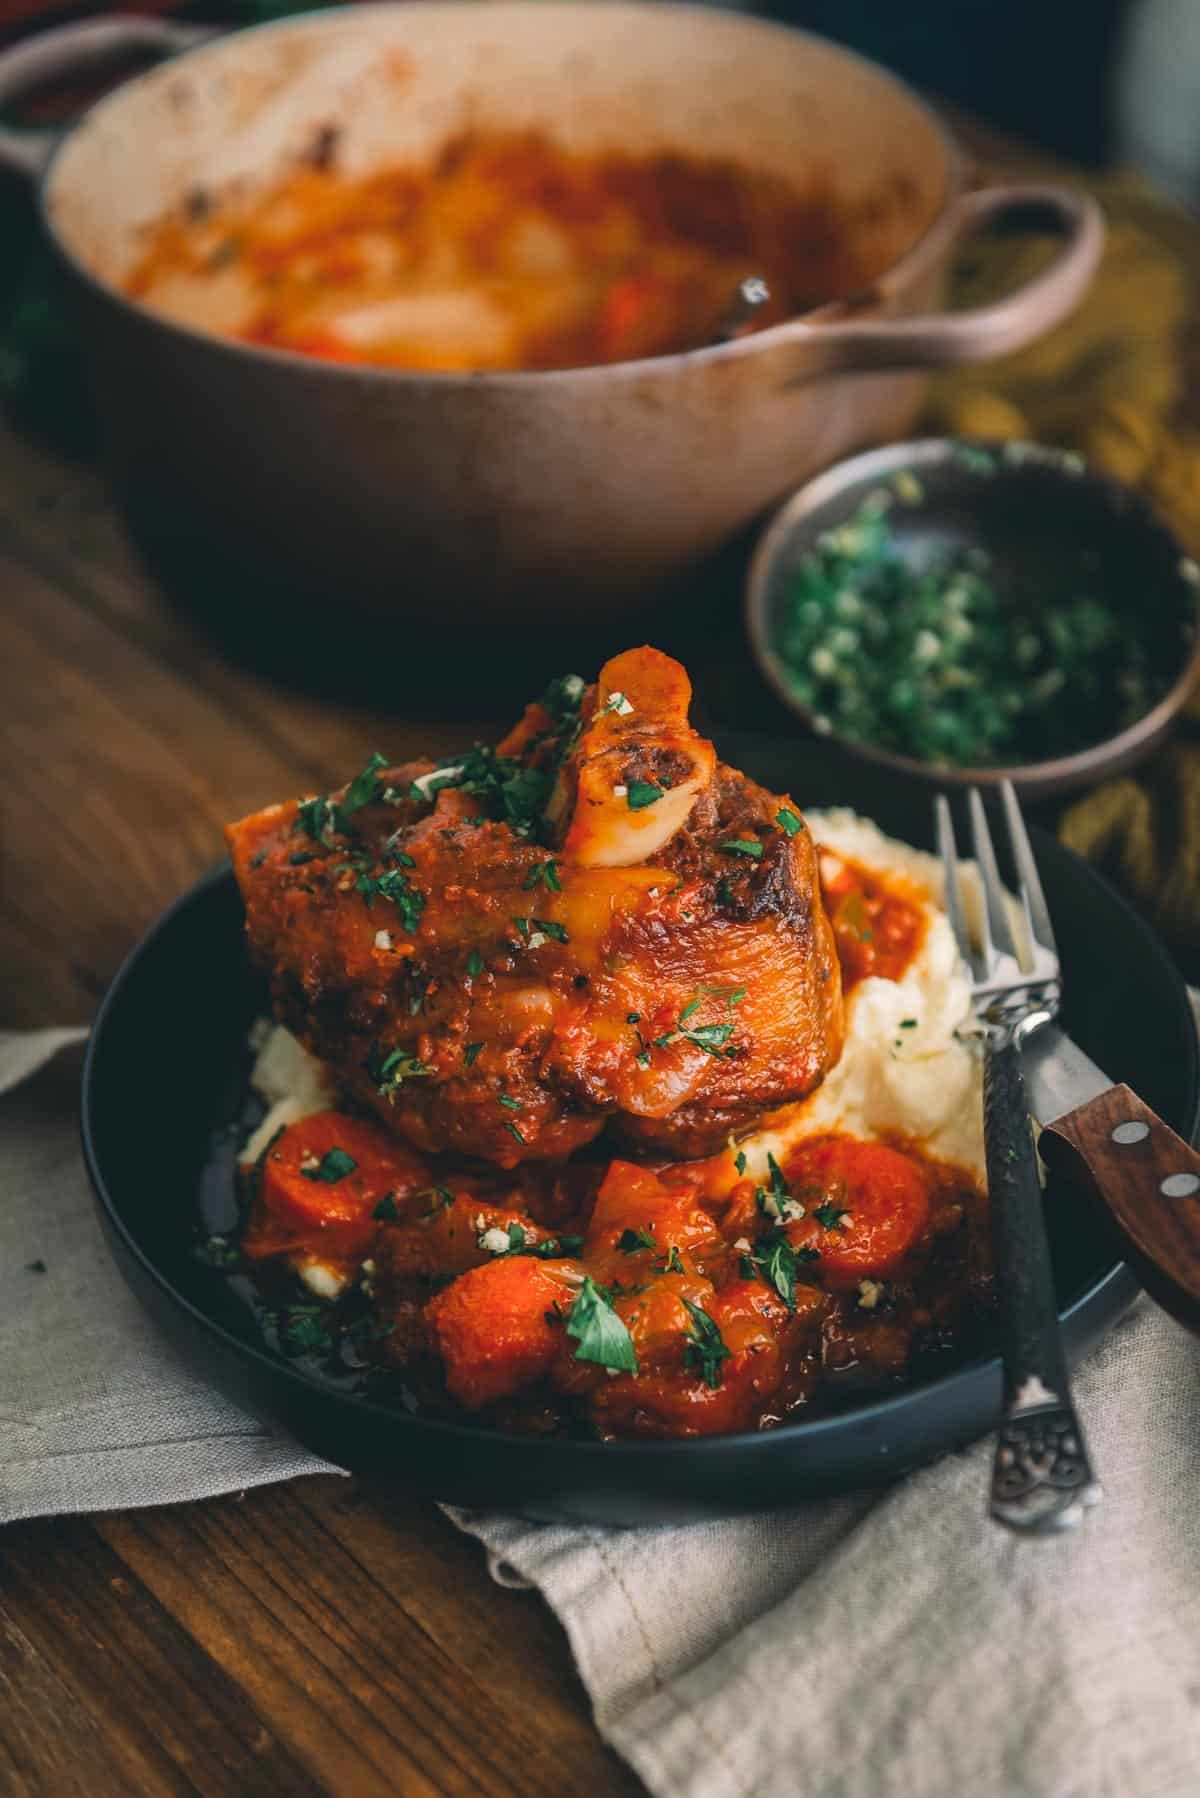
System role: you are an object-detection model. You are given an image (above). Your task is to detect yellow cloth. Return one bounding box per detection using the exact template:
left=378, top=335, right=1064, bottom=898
left=923, top=169, right=1200, bottom=955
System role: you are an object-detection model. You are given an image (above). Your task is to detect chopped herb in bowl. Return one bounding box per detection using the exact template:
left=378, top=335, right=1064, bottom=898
left=767, top=490, right=1165, bottom=768
left=747, top=439, right=1200, bottom=790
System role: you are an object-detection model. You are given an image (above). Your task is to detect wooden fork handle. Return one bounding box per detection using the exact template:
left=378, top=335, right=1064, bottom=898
left=1039, top=1085, right=1200, bottom=1333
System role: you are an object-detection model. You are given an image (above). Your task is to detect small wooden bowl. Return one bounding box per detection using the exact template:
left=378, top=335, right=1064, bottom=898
left=744, top=438, right=1200, bottom=799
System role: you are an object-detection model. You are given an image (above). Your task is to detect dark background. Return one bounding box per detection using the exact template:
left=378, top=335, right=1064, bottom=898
left=0, top=0, right=1142, bottom=165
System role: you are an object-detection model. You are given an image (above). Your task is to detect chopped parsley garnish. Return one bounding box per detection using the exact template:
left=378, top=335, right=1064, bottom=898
left=464, top=1041, right=484, bottom=1067
left=296, top=794, right=336, bottom=846
left=654, top=1018, right=735, bottom=1058
left=372, top=1193, right=399, bottom=1221
left=776, top=808, right=804, bottom=836
left=407, top=678, right=582, bottom=841
left=335, top=751, right=388, bottom=832
left=685, top=1023, right=735, bottom=1054
left=367, top=1045, right=435, bottom=1096
left=618, top=1227, right=657, bottom=1253
left=533, top=1233, right=582, bottom=1257
left=719, top=838, right=764, bottom=860
left=754, top=1238, right=800, bottom=1311
left=681, top=1298, right=731, bottom=1389
left=296, top=753, right=390, bottom=847
left=813, top=1201, right=850, bottom=1230
left=627, top=1012, right=642, bottom=1025
left=422, top=1186, right=455, bottom=1215
left=626, top=781, right=665, bottom=810
left=346, top=863, right=424, bottom=933
left=514, top=915, right=568, bottom=946
left=301, top=1147, right=357, bottom=1184
left=288, top=850, right=318, bottom=866
left=433, top=747, right=553, bottom=836
left=661, top=1245, right=684, bottom=1275
left=699, top=982, right=747, bottom=1006
left=635, top=1049, right=652, bottom=1070
left=503, top=1120, right=526, bottom=1145
left=734, top=1150, right=748, bottom=1176
left=467, top=950, right=484, bottom=977
left=279, top=1305, right=333, bottom=1355
left=192, top=1235, right=240, bottom=1268
left=491, top=1223, right=585, bottom=1260
left=567, top=1275, right=638, bottom=1374
left=676, top=987, right=746, bottom=1035
left=899, top=1018, right=917, bottom=1029
left=408, top=765, right=463, bottom=804
left=523, top=860, right=562, bottom=892
left=498, top=1094, right=523, bottom=1111
left=756, top=1153, right=800, bottom=1223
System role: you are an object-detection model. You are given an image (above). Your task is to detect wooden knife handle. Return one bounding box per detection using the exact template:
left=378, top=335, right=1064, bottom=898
left=1039, top=1084, right=1200, bottom=1333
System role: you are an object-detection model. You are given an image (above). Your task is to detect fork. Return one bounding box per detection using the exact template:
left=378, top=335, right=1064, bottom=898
left=937, top=781, right=1102, bottom=1536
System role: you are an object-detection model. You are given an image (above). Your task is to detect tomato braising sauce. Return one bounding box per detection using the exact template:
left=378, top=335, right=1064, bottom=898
left=819, top=849, right=927, bottom=991
left=224, top=844, right=979, bottom=1438
left=125, top=131, right=883, bottom=373
left=233, top=1108, right=988, bottom=1438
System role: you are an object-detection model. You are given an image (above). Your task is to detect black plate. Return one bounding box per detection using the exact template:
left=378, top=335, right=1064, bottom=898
left=81, top=740, right=1198, bottom=1524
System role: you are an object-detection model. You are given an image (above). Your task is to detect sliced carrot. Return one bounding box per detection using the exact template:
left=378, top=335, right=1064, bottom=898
left=784, top=1137, right=932, bottom=1288
left=427, top=1257, right=581, bottom=1409
left=247, top=1109, right=430, bottom=1262
left=584, top=1160, right=722, bottom=1269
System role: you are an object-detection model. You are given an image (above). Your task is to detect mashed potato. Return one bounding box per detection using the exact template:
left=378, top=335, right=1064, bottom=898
left=241, top=1021, right=335, bottom=1164
left=242, top=810, right=985, bottom=1184
left=740, top=811, right=984, bottom=1184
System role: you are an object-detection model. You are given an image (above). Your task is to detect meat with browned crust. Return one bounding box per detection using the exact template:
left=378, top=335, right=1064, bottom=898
left=226, top=647, right=843, bottom=1165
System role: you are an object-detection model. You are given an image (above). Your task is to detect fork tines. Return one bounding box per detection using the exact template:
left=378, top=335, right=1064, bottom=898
left=935, top=781, right=1060, bottom=995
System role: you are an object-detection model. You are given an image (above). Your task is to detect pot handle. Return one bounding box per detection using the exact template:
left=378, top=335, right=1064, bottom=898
left=0, top=15, right=216, bottom=181
left=779, top=183, right=1104, bottom=377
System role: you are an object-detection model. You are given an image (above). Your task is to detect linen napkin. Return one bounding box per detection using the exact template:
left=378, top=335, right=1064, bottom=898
left=6, top=1025, right=1200, bottom=1798
left=0, top=1030, right=332, bottom=1522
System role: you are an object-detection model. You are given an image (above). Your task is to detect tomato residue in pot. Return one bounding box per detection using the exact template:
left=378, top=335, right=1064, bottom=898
left=124, top=130, right=881, bottom=373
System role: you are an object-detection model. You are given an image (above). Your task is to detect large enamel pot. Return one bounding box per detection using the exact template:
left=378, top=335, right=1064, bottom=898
left=0, top=4, right=1102, bottom=619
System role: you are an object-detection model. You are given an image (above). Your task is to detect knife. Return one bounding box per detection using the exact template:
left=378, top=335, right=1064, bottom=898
left=1023, top=1022, right=1200, bottom=1333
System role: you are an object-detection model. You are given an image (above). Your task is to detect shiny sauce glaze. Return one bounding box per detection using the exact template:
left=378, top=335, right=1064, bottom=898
left=217, top=854, right=990, bottom=1437
left=820, top=847, right=928, bottom=990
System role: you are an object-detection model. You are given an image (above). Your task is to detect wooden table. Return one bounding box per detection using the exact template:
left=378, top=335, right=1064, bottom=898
left=3, top=113, right=1197, bottom=1793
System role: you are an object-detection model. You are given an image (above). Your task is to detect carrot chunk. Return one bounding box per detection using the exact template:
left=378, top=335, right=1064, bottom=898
left=585, top=1160, right=722, bottom=1266
left=427, top=1257, right=581, bottom=1409
left=247, top=1110, right=429, bottom=1262
left=785, top=1138, right=932, bottom=1288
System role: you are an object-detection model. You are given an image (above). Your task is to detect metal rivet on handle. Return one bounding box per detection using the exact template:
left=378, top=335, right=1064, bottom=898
left=1111, top=1121, right=1151, bottom=1145
left=1160, top=1173, right=1200, bottom=1199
